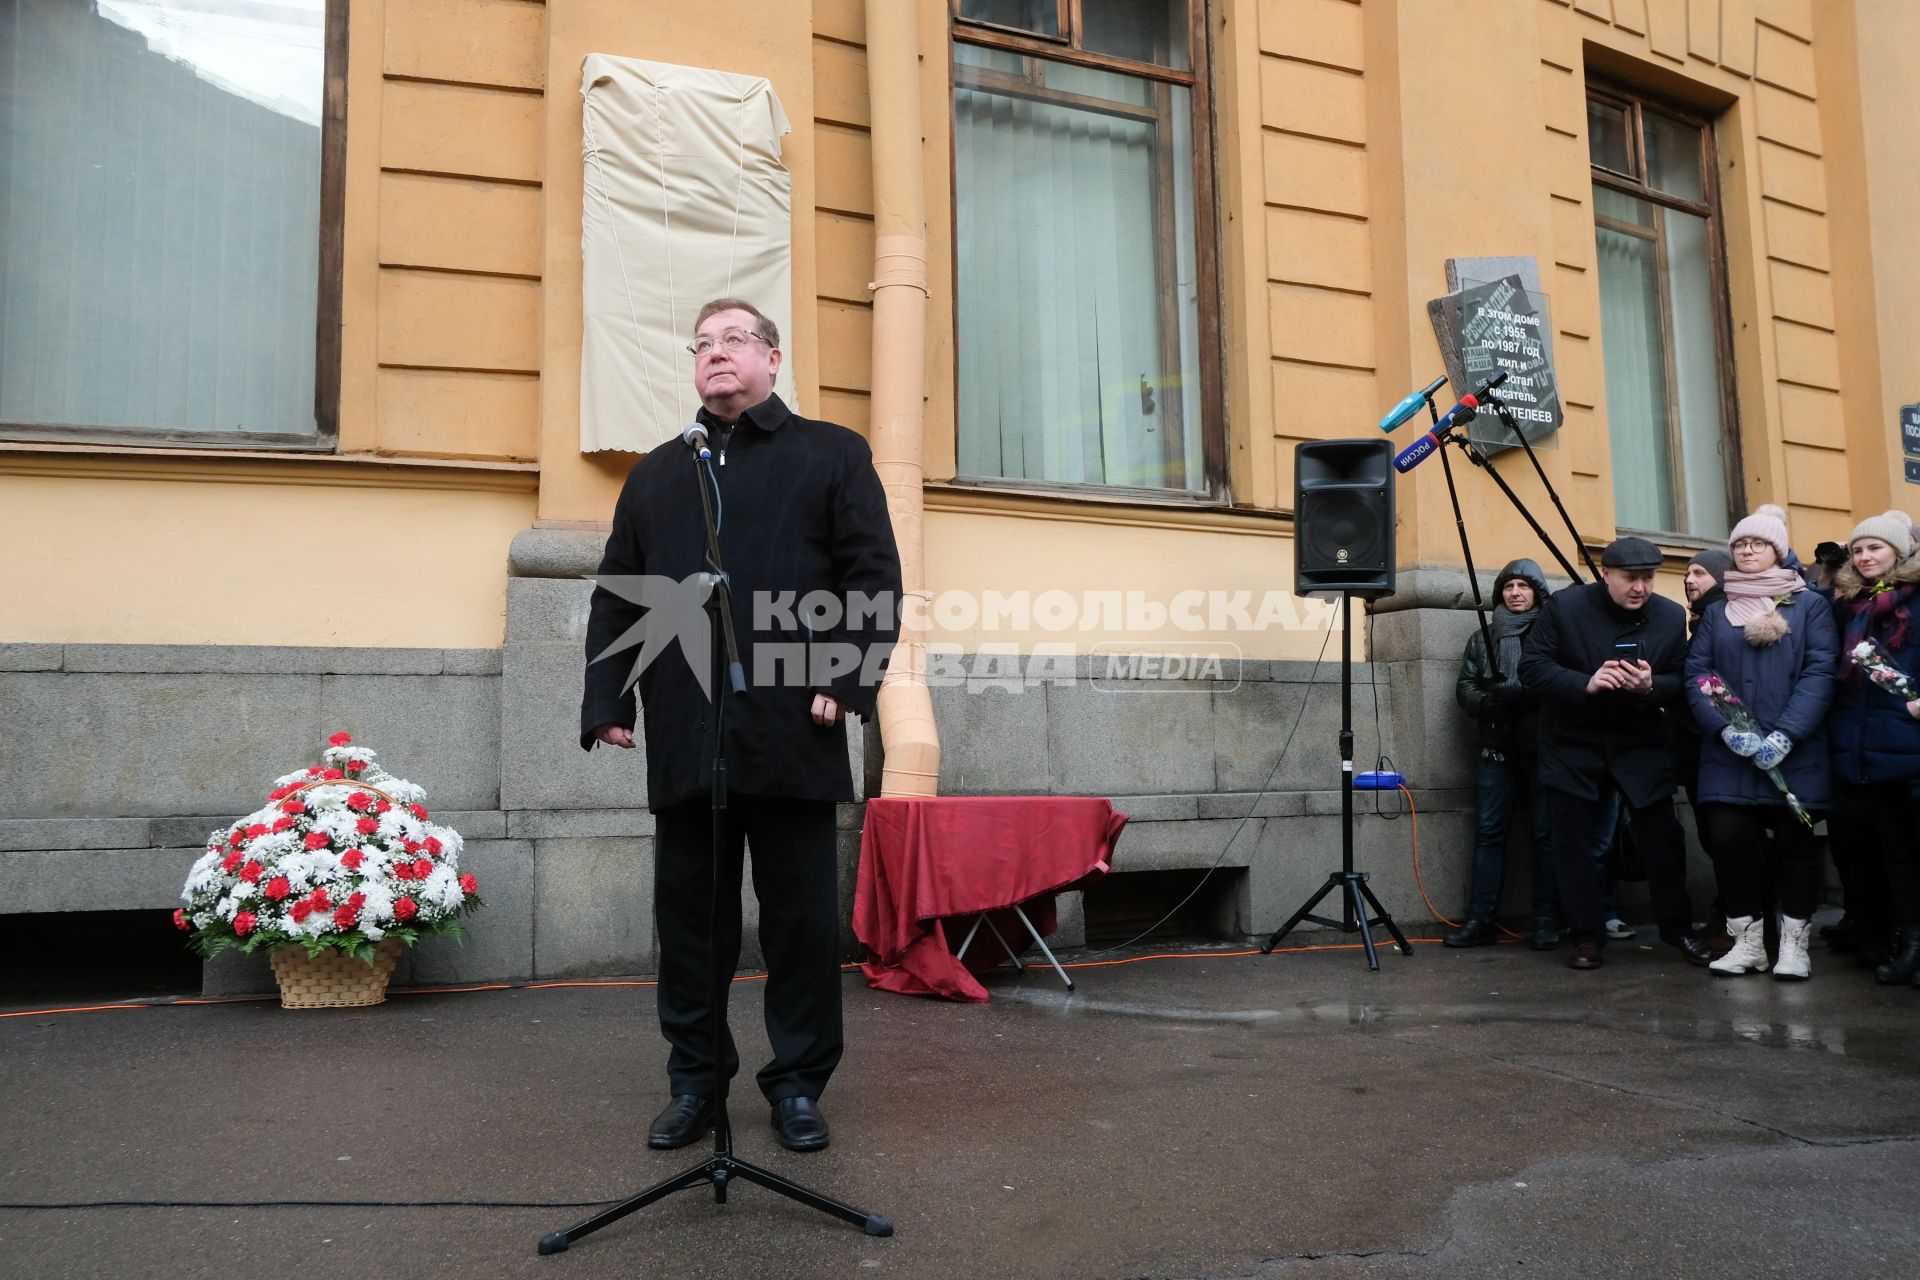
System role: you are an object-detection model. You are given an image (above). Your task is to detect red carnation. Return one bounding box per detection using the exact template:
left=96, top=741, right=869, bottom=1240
left=341, top=849, right=366, bottom=871
left=265, top=876, right=291, bottom=901
left=372, top=799, right=392, bottom=814
left=310, top=887, right=332, bottom=911
left=460, top=873, right=478, bottom=896
left=393, top=861, right=414, bottom=882
left=281, top=799, right=306, bottom=815
left=322, top=768, right=343, bottom=781
left=271, top=815, right=295, bottom=833
left=424, top=836, right=442, bottom=856
left=246, top=823, right=268, bottom=839
left=269, top=785, right=292, bottom=801
left=173, top=908, right=189, bottom=931
left=412, top=858, right=433, bottom=880
left=393, top=897, right=418, bottom=922
left=348, top=890, right=365, bottom=908
left=227, top=829, right=245, bottom=849
left=304, top=831, right=331, bottom=851
left=233, top=911, right=257, bottom=936
left=332, top=902, right=359, bottom=928
left=346, top=792, right=371, bottom=812
left=409, top=803, right=429, bottom=821
left=347, top=759, right=367, bottom=771
left=329, top=731, right=353, bottom=747
left=355, top=816, right=379, bottom=835
left=240, top=861, right=264, bottom=884
left=221, top=850, right=243, bottom=873
left=306, top=766, right=324, bottom=777
left=290, top=901, right=313, bottom=923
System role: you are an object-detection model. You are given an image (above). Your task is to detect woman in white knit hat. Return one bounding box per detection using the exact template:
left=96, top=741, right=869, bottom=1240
left=1684, top=504, right=1839, bottom=979
left=1827, top=510, right=1920, bottom=989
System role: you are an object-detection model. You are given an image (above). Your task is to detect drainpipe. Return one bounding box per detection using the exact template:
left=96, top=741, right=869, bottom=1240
left=864, top=0, right=941, bottom=797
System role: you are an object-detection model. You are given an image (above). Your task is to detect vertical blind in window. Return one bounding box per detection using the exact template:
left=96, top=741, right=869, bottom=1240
left=0, top=0, right=324, bottom=438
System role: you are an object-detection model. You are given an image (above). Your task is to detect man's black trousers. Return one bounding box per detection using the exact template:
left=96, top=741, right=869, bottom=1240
left=653, top=794, right=842, bottom=1105
left=1548, top=786, right=1694, bottom=947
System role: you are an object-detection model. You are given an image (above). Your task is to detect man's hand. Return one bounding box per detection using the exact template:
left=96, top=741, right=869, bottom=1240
left=811, top=694, right=845, bottom=727
left=592, top=725, right=636, bottom=749
left=1586, top=661, right=1627, bottom=695
left=1617, top=659, right=1654, bottom=694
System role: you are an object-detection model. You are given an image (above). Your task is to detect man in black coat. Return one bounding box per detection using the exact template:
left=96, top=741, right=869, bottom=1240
left=1519, top=537, right=1710, bottom=969
left=581, top=298, right=902, bottom=1153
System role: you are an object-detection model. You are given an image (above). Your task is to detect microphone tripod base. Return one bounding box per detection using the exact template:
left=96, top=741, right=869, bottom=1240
left=536, top=1134, right=895, bottom=1254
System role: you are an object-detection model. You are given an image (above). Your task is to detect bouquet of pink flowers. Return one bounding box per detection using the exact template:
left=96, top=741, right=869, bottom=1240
left=1848, top=639, right=1918, bottom=702
left=1695, top=674, right=1812, bottom=827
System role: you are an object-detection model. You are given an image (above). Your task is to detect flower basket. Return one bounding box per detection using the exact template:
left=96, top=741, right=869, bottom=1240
left=271, top=937, right=404, bottom=1009
left=177, top=732, right=483, bottom=1007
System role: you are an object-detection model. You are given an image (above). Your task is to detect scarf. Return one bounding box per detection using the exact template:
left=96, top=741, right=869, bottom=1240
left=1841, top=577, right=1919, bottom=687
left=1722, top=566, right=1805, bottom=627
left=1486, top=603, right=1536, bottom=682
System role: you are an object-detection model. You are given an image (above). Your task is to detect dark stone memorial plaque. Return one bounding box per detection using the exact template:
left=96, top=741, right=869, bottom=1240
left=1428, top=260, right=1563, bottom=454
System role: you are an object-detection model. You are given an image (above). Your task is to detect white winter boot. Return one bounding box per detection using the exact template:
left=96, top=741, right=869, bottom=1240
left=1773, top=914, right=1812, bottom=981
left=1709, top=915, right=1770, bottom=975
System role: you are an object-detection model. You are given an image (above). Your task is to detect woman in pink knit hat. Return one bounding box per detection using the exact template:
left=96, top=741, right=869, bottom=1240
left=1684, top=504, right=1839, bottom=980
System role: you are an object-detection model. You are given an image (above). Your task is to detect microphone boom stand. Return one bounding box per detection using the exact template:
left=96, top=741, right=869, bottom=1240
left=1480, top=390, right=1601, bottom=581
left=539, top=446, right=892, bottom=1256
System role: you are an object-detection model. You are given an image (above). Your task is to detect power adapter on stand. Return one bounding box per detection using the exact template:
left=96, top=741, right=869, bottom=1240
left=1354, top=770, right=1405, bottom=790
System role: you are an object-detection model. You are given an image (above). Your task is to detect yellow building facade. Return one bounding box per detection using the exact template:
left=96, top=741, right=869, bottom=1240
left=2, top=0, right=1914, bottom=982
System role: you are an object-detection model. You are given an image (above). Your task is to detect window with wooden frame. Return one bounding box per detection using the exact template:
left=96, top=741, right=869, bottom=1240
left=950, top=0, right=1222, bottom=498
left=0, top=0, right=345, bottom=448
left=1587, top=85, right=1740, bottom=540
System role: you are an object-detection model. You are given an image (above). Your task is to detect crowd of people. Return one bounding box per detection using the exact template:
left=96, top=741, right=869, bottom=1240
left=1444, top=503, right=1920, bottom=982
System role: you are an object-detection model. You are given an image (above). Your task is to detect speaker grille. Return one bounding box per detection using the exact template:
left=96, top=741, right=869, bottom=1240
left=1294, top=439, right=1395, bottom=598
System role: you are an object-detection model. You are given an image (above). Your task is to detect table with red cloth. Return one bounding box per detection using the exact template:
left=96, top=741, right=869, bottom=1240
left=853, top=795, right=1129, bottom=1003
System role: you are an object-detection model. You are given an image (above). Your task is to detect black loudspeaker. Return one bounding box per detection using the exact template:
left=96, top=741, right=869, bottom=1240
left=1295, top=439, right=1396, bottom=598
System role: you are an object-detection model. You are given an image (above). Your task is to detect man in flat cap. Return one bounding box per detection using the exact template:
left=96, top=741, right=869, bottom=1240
left=1519, top=537, right=1711, bottom=969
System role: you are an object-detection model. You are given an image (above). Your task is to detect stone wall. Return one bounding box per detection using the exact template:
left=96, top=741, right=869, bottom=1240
left=4, top=539, right=1724, bottom=995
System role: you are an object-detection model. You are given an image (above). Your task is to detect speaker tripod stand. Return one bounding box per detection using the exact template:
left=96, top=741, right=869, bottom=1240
left=1262, top=591, right=1411, bottom=970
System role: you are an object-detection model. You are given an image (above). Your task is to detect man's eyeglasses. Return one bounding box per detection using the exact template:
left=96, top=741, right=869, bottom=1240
left=687, top=328, right=770, bottom=358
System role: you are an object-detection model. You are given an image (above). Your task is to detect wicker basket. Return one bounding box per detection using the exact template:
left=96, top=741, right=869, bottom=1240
left=270, top=938, right=404, bottom=1009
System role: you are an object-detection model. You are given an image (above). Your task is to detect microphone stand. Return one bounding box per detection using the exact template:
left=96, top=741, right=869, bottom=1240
left=1480, top=390, right=1601, bottom=581
left=1441, top=427, right=1585, bottom=585
left=1427, top=393, right=1501, bottom=679
left=539, top=443, right=892, bottom=1256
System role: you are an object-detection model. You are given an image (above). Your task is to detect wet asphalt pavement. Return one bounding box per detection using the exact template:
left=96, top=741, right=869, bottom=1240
left=4, top=923, right=1919, bottom=1279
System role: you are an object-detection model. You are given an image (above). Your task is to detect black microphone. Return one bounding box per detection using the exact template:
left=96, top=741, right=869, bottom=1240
left=1377, top=375, right=1449, bottom=432
left=682, top=423, right=711, bottom=460
left=1392, top=371, right=1510, bottom=473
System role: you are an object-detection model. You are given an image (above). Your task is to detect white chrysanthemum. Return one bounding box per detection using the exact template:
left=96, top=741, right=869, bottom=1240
left=426, top=825, right=464, bottom=860
left=314, top=809, right=363, bottom=846
left=419, top=865, right=464, bottom=911
left=322, top=745, right=378, bottom=768
left=357, top=879, right=397, bottom=923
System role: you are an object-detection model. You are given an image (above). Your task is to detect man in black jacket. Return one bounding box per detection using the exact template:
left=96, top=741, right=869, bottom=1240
left=1519, top=537, right=1710, bottom=969
left=581, top=298, right=902, bottom=1152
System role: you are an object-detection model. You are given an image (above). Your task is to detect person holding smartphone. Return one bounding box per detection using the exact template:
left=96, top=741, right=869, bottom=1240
left=1519, top=537, right=1712, bottom=969
left=1684, top=505, right=1837, bottom=980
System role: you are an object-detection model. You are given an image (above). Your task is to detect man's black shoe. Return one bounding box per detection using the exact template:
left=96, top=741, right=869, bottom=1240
left=1668, top=931, right=1714, bottom=967
left=646, top=1095, right=715, bottom=1150
left=1443, top=919, right=1498, bottom=948
left=1567, top=942, right=1603, bottom=970
left=1528, top=919, right=1561, bottom=951
left=771, top=1096, right=831, bottom=1152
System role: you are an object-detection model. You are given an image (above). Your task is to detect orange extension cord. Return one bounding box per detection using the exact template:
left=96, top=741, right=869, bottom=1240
left=5, top=788, right=1522, bottom=1023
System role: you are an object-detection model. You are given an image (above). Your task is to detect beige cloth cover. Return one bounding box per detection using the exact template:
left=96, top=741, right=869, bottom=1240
left=579, top=54, right=795, bottom=453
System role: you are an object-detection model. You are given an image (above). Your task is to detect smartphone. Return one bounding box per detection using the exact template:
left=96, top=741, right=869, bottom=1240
left=1613, top=641, right=1643, bottom=664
